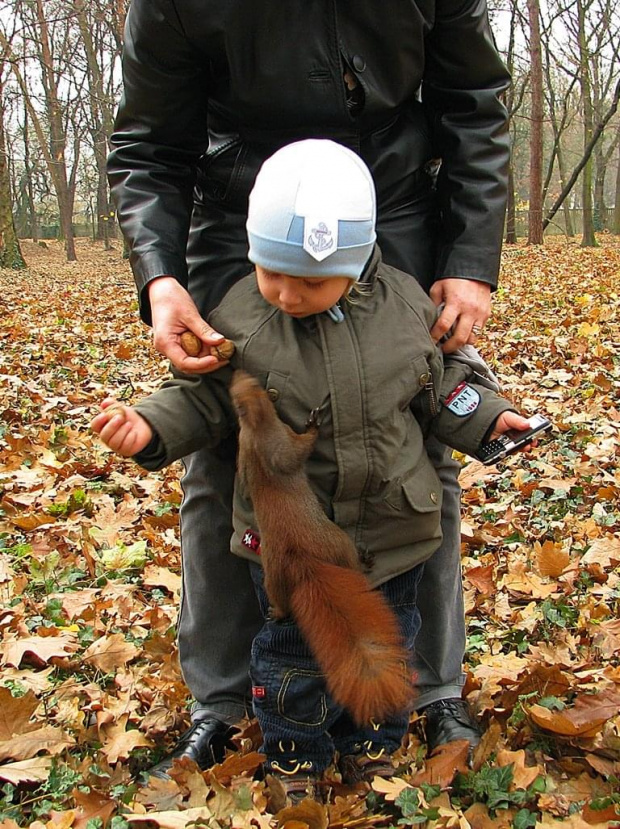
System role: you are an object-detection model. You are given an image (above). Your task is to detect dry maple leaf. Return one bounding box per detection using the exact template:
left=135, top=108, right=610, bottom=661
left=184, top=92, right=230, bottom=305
left=528, top=687, right=620, bottom=738
left=1, top=634, right=78, bottom=668
left=581, top=536, right=620, bottom=569
left=0, top=725, right=74, bottom=762
left=134, top=775, right=183, bottom=812
left=464, top=563, right=496, bottom=596
left=0, top=757, right=52, bottom=785
left=71, top=788, right=117, bottom=829
left=82, top=632, right=140, bottom=672
left=274, top=799, right=328, bottom=829
left=0, top=687, right=39, bottom=740
left=410, top=739, right=470, bottom=787
left=534, top=539, right=570, bottom=577
left=142, top=563, right=181, bottom=596
left=464, top=801, right=512, bottom=828
left=495, top=748, right=544, bottom=790
left=99, top=714, right=152, bottom=764
left=125, top=806, right=213, bottom=828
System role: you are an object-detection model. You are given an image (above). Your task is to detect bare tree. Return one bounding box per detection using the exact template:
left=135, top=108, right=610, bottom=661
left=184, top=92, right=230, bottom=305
left=542, top=39, right=579, bottom=236
left=0, top=68, right=25, bottom=269
left=541, top=0, right=620, bottom=238
left=2, top=0, right=84, bottom=260
left=527, top=0, right=544, bottom=243
left=613, top=142, right=620, bottom=233
left=72, top=0, right=123, bottom=248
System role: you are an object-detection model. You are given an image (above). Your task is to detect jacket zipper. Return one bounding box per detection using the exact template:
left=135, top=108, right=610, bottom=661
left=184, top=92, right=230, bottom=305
left=425, top=376, right=439, bottom=417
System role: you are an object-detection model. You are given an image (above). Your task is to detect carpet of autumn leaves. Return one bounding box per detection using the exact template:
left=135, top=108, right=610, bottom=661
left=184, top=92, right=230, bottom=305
left=0, top=235, right=619, bottom=828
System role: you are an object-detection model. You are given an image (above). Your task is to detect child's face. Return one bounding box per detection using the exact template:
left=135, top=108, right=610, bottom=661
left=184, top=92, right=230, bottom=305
left=255, top=266, right=351, bottom=318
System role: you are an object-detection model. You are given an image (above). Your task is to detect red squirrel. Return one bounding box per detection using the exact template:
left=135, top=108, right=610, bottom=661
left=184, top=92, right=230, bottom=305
left=229, top=370, right=413, bottom=725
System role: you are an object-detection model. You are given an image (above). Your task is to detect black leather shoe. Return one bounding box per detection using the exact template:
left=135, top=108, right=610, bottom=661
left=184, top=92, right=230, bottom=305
left=146, top=718, right=238, bottom=779
left=423, top=698, right=482, bottom=753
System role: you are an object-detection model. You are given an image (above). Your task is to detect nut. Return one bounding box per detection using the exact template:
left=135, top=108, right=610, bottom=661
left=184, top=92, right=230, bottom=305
left=105, top=403, right=126, bottom=420
left=210, top=339, right=235, bottom=361
left=180, top=331, right=202, bottom=357
left=180, top=332, right=235, bottom=361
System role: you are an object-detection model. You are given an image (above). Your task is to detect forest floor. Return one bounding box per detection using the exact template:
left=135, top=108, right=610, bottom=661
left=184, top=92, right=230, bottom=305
left=0, top=235, right=619, bottom=828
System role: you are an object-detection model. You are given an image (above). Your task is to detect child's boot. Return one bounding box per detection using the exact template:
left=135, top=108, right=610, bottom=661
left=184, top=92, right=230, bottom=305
left=338, top=742, right=396, bottom=785
left=264, top=756, right=323, bottom=805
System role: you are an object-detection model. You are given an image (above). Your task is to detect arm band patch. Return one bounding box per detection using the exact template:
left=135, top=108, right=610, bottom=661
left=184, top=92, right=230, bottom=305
left=444, top=382, right=481, bottom=417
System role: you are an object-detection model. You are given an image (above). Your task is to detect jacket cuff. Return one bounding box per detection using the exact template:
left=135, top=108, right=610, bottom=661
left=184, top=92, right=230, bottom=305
left=129, top=252, right=189, bottom=325
left=133, top=429, right=169, bottom=471
left=132, top=397, right=202, bottom=465
left=434, top=385, right=516, bottom=457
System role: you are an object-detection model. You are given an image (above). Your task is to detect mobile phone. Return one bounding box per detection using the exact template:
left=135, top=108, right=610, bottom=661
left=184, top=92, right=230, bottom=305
left=476, top=413, right=552, bottom=465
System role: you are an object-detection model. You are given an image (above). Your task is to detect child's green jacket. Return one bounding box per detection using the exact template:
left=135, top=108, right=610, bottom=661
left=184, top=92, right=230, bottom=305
left=134, top=249, right=513, bottom=586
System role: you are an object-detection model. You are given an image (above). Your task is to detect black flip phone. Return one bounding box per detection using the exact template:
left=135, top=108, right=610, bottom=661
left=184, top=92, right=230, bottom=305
left=476, top=413, right=552, bottom=465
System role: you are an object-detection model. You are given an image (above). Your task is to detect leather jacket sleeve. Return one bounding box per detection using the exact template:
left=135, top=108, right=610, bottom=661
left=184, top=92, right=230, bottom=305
left=423, top=0, right=511, bottom=286
left=107, top=0, right=210, bottom=307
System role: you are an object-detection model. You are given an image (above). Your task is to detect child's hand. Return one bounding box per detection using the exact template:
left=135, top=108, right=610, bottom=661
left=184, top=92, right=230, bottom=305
left=91, top=399, right=153, bottom=456
left=489, top=411, right=535, bottom=443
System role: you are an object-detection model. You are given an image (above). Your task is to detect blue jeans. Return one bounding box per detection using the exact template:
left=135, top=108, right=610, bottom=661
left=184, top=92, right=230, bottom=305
left=248, top=562, right=424, bottom=774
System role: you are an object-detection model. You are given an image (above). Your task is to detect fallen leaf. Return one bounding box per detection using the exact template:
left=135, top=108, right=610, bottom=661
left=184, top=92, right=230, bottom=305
left=72, top=788, right=117, bottom=829
left=99, top=715, right=152, bottom=763
left=124, top=807, right=213, bottom=828
left=528, top=688, right=620, bottom=738
left=495, top=748, right=543, bottom=789
left=535, top=539, right=570, bottom=577
left=0, top=687, right=39, bottom=740
left=142, top=564, right=181, bottom=595
left=581, top=537, right=620, bottom=569
left=275, top=799, right=328, bottom=829
left=82, top=633, right=140, bottom=672
left=0, top=726, right=74, bottom=762
left=464, top=564, right=496, bottom=595
left=0, top=757, right=52, bottom=784
left=1, top=635, right=78, bottom=668
left=410, top=740, right=470, bottom=787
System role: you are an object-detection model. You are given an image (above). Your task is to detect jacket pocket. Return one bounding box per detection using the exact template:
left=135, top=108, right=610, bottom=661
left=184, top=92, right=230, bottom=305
left=197, top=135, right=244, bottom=202
left=198, top=136, right=265, bottom=208
left=364, top=459, right=442, bottom=553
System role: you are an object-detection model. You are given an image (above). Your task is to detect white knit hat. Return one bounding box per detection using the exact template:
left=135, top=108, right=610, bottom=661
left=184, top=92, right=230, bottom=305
left=247, top=139, right=376, bottom=281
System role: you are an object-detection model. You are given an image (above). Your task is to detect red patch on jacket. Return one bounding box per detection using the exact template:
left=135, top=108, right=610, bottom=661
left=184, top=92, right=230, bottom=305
left=242, top=529, right=261, bottom=555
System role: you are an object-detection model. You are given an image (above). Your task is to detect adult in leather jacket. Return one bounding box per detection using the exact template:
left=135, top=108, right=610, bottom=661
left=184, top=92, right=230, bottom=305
left=108, top=0, right=510, bottom=776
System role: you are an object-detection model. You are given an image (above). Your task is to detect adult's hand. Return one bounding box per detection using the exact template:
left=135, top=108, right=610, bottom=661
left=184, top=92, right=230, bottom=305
left=429, top=278, right=492, bottom=354
left=148, top=277, right=228, bottom=373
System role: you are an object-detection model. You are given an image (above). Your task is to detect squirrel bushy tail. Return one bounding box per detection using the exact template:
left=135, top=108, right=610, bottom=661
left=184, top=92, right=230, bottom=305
left=290, top=560, right=412, bottom=724
left=230, top=369, right=414, bottom=725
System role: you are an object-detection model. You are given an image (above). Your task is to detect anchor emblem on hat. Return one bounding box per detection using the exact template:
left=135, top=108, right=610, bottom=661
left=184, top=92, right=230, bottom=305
left=304, top=216, right=339, bottom=261
left=308, top=222, right=333, bottom=254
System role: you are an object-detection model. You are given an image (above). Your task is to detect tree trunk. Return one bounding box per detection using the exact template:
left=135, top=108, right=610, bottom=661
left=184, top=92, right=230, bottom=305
left=2, top=0, right=79, bottom=260
left=577, top=0, right=596, bottom=247
left=504, top=2, right=518, bottom=244
left=0, top=74, right=25, bottom=270
left=505, top=165, right=517, bottom=243
left=527, top=0, right=544, bottom=244
left=558, top=148, right=575, bottom=237
left=613, top=144, right=620, bottom=234
left=22, top=96, right=39, bottom=242
left=74, top=0, right=116, bottom=247
left=593, top=146, right=605, bottom=231
left=543, top=79, right=620, bottom=231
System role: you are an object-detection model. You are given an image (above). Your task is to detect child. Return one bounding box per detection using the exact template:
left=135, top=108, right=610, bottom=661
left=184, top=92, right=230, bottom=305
left=93, top=140, right=532, bottom=801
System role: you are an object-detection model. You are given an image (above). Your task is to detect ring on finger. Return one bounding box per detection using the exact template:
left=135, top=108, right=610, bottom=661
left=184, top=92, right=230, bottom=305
left=472, top=324, right=483, bottom=335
